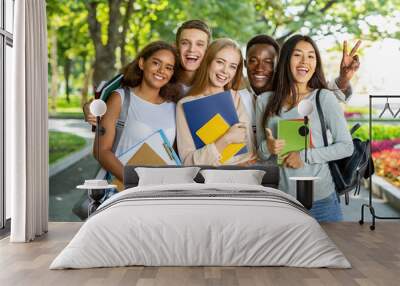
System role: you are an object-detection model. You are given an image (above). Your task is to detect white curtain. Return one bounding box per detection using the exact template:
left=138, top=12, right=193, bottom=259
left=7, top=0, right=48, bottom=242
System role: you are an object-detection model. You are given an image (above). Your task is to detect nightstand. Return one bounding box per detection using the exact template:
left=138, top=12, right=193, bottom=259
left=289, top=177, right=319, bottom=210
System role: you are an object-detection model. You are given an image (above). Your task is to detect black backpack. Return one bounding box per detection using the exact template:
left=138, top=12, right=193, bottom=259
left=315, top=89, right=374, bottom=205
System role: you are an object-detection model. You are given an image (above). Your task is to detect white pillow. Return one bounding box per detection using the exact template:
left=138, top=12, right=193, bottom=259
left=200, top=169, right=266, bottom=185
left=135, top=167, right=200, bottom=186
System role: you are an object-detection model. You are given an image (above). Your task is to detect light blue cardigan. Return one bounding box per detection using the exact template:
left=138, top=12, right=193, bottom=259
left=255, top=89, right=354, bottom=201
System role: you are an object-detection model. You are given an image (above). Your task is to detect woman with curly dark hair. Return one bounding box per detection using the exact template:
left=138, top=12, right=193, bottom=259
left=93, top=41, right=181, bottom=185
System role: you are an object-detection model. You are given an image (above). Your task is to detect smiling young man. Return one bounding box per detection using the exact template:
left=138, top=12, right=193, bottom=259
left=238, top=35, right=280, bottom=132
left=175, top=20, right=211, bottom=94
left=239, top=34, right=361, bottom=131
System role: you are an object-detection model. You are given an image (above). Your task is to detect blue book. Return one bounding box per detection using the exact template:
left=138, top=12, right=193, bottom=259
left=117, top=129, right=181, bottom=165
left=182, top=91, right=247, bottom=155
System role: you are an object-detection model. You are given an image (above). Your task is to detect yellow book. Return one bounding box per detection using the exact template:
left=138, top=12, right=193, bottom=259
left=220, top=143, right=245, bottom=163
left=196, top=113, right=245, bottom=163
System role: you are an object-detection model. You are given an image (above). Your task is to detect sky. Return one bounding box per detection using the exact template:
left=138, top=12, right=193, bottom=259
left=317, top=37, right=400, bottom=109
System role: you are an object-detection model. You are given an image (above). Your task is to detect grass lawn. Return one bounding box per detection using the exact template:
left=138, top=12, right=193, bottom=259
left=49, top=94, right=86, bottom=119
left=49, top=111, right=84, bottom=119
left=49, top=131, right=87, bottom=164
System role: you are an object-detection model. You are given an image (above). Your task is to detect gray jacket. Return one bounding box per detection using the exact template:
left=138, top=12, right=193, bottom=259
left=255, top=89, right=354, bottom=201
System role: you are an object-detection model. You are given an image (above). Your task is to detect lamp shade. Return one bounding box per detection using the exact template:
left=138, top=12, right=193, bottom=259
left=298, top=99, right=314, bottom=117
left=90, top=99, right=107, bottom=117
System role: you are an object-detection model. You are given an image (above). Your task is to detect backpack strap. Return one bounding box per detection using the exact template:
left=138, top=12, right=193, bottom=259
left=316, top=89, right=361, bottom=204
left=315, top=89, right=328, bottom=147
left=111, top=86, right=131, bottom=153
left=315, top=89, right=344, bottom=203
left=350, top=123, right=361, bottom=135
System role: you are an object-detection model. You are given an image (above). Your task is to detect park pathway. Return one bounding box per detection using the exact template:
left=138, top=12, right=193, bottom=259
left=49, top=118, right=94, bottom=139
left=49, top=119, right=96, bottom=221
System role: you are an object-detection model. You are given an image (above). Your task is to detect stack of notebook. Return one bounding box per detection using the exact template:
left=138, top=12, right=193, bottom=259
left=96, top=129, right=181, bottom=191
left=182, top=91, right=247, bottom=163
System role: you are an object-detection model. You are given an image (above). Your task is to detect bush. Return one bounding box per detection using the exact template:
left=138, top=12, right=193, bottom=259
left=48, top=94, right=83, bottom=115
left=55, top=94, right=82, bottom=108
left=352, top=124, right=400, bottom=141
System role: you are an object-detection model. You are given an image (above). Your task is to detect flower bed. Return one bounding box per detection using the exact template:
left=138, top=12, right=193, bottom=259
left=372, top=149, right=400, bottom=187
left=371, top=138, right=400, bottom=152
left=359, top=124, right=400, bottom=187
left=345, top=111, right=362, bottom=119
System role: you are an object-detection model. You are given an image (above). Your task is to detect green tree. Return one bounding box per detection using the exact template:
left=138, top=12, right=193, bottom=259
left=47, top=0, right=93, bottom=108
left=46, top=0, right=400, bottom=110
left=253, top=0, right=400, bottom=44
left=84, top=0, right=177, bottom=86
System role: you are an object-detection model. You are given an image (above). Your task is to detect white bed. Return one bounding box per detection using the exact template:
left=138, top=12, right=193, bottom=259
left=50, top=182, right=350, bottom=269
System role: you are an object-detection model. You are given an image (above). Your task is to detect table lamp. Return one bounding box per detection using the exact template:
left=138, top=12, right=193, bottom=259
left=90, top=99, right=107, bottom=161
left=298, top=99, right=313, bottom=163
left=289, top=99, right=316, bottom=210
left=76, top=99, right=111, bottom=217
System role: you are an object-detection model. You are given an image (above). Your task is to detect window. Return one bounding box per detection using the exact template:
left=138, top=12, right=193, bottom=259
left=1, top=0, right=14, bottom=230
left=5, top=0, right=13, bottom=33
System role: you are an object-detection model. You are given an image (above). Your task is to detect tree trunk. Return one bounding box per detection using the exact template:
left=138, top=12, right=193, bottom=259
left=86, top=1, right=122, bottom=87
left=120, top=0, right=135, bottom=67
left=49, top=30, right=58, bottom=115
left=81, top=66, right=93, bottom=108
left=92, top=47, right=116, bottom=87
left=64, top=58, right=71, bottom=103
left=133, top=34, right=140, bottom=56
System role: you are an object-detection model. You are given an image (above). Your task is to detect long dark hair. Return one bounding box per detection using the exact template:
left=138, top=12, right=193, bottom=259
left=261, top=35, right=328, bottom=135
left=121, top=41, right=181, bottom=103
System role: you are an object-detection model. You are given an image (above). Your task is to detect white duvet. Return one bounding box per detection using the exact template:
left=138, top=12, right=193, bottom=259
left=50, top=183, right=350, bottom=269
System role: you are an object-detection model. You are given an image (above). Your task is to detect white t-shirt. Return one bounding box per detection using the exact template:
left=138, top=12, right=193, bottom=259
left=114, top=88, right=176, bottom=156
left=238, top=87, right=256, bottom=129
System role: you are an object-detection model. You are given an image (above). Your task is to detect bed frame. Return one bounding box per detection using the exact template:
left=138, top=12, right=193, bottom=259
left=123, top=163, right=280, bottom=189
left=74, top=164, right=280, bottom=220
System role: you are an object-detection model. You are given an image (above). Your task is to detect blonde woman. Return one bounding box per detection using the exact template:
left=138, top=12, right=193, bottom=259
left=176, top=38, right=257, bottom=166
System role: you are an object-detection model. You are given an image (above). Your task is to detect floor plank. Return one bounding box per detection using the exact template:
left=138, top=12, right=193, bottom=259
left=0, top=222, right=399, bottom=286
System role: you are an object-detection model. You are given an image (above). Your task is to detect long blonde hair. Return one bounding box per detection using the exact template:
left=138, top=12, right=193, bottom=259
left=187, top=38, right=243, bottom=97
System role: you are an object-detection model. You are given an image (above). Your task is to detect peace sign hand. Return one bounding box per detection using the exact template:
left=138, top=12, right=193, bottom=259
left=337, top=40, right=361, bottom=90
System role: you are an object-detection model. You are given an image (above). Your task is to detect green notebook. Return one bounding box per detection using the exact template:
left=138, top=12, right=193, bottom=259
left=277, top=119, right=311, bottom=165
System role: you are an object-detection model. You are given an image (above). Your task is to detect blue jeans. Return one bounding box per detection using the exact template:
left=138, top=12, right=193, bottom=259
left=310, top=192, right=343, bottom=222
left=102, top=172, right=119, bottom=202
left=102, top=188, right=118, bottom=202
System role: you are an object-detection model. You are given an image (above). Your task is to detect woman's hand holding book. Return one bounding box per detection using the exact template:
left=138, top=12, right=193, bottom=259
left=265, top=128, right=285, bottom=155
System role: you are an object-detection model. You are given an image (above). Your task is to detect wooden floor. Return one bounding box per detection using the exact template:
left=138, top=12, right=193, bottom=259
left=0, top=222, right=399, bottom=286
